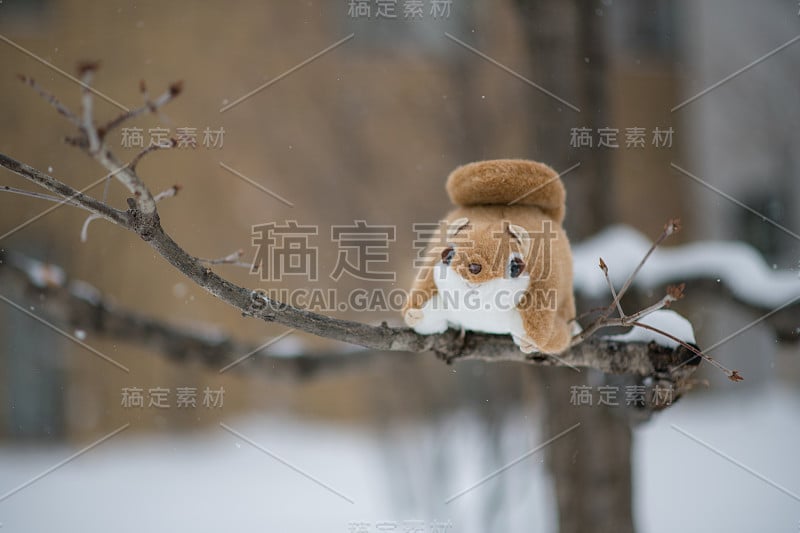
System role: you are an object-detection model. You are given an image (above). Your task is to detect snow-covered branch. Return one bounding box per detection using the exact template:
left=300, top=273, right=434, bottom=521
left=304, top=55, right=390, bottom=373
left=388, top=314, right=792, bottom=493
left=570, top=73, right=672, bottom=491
left=574, top=225, right=800, bottom=311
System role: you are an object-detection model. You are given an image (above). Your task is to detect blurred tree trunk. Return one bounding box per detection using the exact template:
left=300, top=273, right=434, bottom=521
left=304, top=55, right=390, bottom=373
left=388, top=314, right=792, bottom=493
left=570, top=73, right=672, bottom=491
left=513, top=1, right=634, bottom=532
left=514, top=0, right=613, bottom=240
left=537, top=369, right=635, bottom=533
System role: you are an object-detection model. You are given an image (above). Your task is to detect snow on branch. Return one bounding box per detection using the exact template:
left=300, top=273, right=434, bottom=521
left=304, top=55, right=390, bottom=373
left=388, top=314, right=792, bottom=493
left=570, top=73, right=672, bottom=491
left=574, top=225, right=800, bottom=310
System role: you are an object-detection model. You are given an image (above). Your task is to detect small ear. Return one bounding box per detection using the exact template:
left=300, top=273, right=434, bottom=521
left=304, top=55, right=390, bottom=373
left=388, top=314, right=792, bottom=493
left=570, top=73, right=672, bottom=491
left=447, top=217, right=470, bottom=239
left=507, top=223, right=531, bottom=256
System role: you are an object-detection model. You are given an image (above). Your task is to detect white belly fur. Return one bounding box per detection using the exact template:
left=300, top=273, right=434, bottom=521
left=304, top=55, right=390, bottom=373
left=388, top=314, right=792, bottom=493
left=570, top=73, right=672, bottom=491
left=413, top=264, right=530, bottom=337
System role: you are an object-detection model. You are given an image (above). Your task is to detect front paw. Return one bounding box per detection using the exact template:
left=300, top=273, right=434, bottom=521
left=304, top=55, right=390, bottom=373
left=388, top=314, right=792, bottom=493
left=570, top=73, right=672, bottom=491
left=404, top=307, right=424, bottom=327
left=512, top=334, right=538, bottom=354
left=406, top=308, right=448, bottom=335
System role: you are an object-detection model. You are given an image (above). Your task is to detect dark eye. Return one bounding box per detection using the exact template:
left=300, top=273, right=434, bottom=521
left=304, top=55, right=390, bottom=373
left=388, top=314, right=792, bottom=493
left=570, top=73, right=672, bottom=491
left=441, top=246, right=455, bottom=265
left=509, top=257, right=525, bottom=278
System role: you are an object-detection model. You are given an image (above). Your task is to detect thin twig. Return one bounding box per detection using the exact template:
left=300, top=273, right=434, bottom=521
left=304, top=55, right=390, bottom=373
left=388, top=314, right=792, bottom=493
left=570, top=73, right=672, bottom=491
left=153, top=184, right=181, bottom=203
left=17, top=75, right=81, bottom=127
left=129, top=140, right=175, bottom=171
left=79, top=62, right=102, bottom=154
left=611, top=218, right=680, bottom=312
left=627, top=320, right=742, bottom=381
left=568, top=305, right=612, bottom=325
left=80, top=214, right=105, bottom=242
left=572, top=287, right=675, bottom=346
left=0, top=155, right=128, bottom=225
left=197, top=249, right=248, bottom=266
left=99, top=81, right=183, bottom=137
left=599, top=257, right=624, bottom=317
left=620, top=292, right=678, bottom=326
left=1, top=185, right=69, bottom=204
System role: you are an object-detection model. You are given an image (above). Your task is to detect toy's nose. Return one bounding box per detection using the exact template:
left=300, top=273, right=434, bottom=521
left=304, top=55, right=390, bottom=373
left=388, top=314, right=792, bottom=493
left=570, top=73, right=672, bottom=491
left=468, top=262, right=482, bottom=275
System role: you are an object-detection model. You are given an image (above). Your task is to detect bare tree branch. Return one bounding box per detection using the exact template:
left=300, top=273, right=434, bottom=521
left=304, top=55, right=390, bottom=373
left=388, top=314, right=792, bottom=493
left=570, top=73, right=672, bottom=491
left=0, top=248, right=701, bottom=391
left=0, top=250, right=374, bottom=380
left=0, top=67, right=725, bottom=397
left=0, top=152, right=129, bottom=225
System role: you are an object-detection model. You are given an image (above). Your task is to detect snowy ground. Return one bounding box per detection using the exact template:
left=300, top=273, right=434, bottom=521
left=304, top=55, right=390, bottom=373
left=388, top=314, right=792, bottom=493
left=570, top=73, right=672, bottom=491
left=635, top=384, right=800, bottom=533
left=0, top=384, right=797, bottom=532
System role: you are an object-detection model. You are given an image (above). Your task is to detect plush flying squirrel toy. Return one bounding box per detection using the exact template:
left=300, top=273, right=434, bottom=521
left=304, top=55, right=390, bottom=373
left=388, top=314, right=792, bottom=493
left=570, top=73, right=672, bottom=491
left=403, top=159, right=575, bottom=354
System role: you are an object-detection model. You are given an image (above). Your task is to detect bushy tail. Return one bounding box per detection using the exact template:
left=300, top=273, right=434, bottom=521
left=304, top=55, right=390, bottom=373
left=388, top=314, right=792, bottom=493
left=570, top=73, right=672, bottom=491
left=445, top=159, right=566, bottom=223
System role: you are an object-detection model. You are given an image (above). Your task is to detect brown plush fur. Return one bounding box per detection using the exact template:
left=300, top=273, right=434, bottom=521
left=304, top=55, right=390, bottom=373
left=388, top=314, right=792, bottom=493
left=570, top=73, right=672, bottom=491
left=403, top=159, right=575, bottom=353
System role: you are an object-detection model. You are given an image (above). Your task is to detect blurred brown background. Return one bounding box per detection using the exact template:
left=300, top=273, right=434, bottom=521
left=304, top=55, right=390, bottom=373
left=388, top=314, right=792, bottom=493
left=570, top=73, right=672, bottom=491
left=0, top=0, right=702, bottom=438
